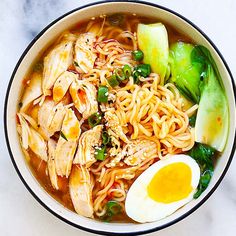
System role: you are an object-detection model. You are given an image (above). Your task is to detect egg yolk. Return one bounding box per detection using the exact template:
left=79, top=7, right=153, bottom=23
left=147, top=162, right=193, bottom=203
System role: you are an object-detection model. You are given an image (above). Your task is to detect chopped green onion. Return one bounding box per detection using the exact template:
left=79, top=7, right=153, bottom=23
left=98, top=86, right=109, bottom=103
left=95, top=145, right=106, bottom=161
left=101, top=200, right=122, bottom=222
left=102, top=131, right=111, bottom=145
left=106, top=201, right=122, bottom=215
left=108, top=74, right=119, bottom=87
left=189, top=115, right=197, bottom=127
left=88, top=112, right=102, bottom=128
left=133, top=70, right=141, bottom=84
left=60, top=131, right=68, bottom=141
left=132, top=50, right=144, bottom=61
left=136, top=64, right=151, bottom=77
left=115, top=68, right=125, bottom=81
left=123, top=64, right=132, bottom=79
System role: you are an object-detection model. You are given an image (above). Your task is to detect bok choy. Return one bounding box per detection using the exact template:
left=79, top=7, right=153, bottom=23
left=169, top=42, right=202, bottom=103
left=192, top=46, right=229, bottom=152
left=189, top=143, right=216, bottom=198
left=170, top=42, right=229, bottom=152
left=137, top=23, right=169, bottom=84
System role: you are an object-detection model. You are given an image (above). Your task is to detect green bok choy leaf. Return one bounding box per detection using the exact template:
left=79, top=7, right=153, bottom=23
left=137, top=23, right=169, bottom=85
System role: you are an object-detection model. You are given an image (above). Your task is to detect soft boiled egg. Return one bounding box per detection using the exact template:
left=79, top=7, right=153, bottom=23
left=125, top=154, right=200, bottom=223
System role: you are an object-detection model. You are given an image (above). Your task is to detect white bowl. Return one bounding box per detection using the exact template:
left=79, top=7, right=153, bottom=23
left=4, top=1, right=236, bottom=235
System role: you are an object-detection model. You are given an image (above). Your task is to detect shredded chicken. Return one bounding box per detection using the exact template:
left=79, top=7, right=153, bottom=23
left=104, top=110, right=129, bottom=143
left=69, top=165, right=94, bottom=218
left=74, top=33, right=97, bottom=73
left=38, top=99, right=67, bottom=139
left=42, top=34, right=75, bottom=96
left=123, top=139, right=157, bottom=166
left=106, top=139, right=157, bottom=168
left=70, top=80, right=98, bottom=119
left=17, top=113, right=47, bottom=161
left=20, top=72, right=42, bottom=112
left=53, top=71, right=77, bottom=102
left=73, top=125, right=103, bottom=167
left=54, top=109, right=81, bottom=177
left=47, top=139, right=58, bottom=190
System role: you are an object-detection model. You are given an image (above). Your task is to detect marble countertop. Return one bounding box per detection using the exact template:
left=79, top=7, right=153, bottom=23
left=0, top=0, right=235, bottom=235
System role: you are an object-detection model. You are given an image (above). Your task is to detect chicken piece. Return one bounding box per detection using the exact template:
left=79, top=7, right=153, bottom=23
left=69, top=80, right=98, bottom=119
left=55, top=109, right=81, bottom=177
left=69, top=165, right=94, bottom=218
left=108, top=133, right=122, bottom=157
left=38, top=98, right=67, bottom=139
left=17, top=113, right=47, bottom=161
left=74, top=33, right=97, bottom=73
left=104, top=110, right=129, bottom=143
left=123, top=139, right=157, bottom=166
left=20, top=72, right=42, bottom=112
left=42, top=36, right=74, bottom=96
left=73, top=125, right=103, bottom=167
left=47, top=139, right=58, bottom=190
left=53, top=71, right=77, bottom=102
left=106, top=139, right=157, bottom=168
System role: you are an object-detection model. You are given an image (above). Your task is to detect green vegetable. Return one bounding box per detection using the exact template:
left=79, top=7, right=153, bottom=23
left=115, top=68, right=125, bottom=81
left=165, top=64, right=171, bottom=81
left=123, top=64, right=132, bottom=79
left=95, top=145, right=106, bottom=161
left=108, top=74, right=119, bottom=87
left=98, top=86, right=109, bottom=103
left=132, top=50, right=144, bottom=61
left=88, top=112, right=102, bottom=128
left=60, top=131, right=68, bottom=141
left=108, top=13, right=124, bottom=26
left=191, top=45, right=224, bottom=88
left=133, top=70, right=141, bottom=84
left=194, top=170, right=212, bottom=198
left=170, top=43, right=229, bottom=151
left=101, top=201, right=122, bottom=221
left=189, top=143, right=216, bottom=172
left=137, top=23, right=169, bottom=84
left=189, top=115, right=196, bottom=127
left=132, top=64, right=151, bottom=84
left=188, top=142, right=216, bottom=198
left=102, top=131, right=111, bottom=145
left=135, top=64, right=151, bottom=77
left=169, top=42, right=202, bottom=103
left=106, top=201, right=121, bottom=215
left=192, top=46, right=229, bottom=152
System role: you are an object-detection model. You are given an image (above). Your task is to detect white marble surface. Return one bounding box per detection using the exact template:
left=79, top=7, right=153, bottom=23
left=0, top=0, right=236, bottom=235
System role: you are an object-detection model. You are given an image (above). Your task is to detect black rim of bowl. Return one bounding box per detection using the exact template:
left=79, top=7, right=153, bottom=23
left=4, top=0, right=236, bottom=235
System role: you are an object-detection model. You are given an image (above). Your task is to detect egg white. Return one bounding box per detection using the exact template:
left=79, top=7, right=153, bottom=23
left=125, top=154, right=200, bottom=223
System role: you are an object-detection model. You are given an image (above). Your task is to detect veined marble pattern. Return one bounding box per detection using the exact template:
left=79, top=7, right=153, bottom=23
left=0, top=0, right=235, bottom=235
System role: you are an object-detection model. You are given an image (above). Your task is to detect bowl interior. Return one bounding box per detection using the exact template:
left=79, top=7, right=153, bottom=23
left=5, top=1, right=236, bottom=235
